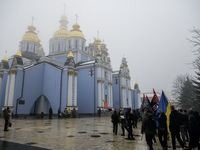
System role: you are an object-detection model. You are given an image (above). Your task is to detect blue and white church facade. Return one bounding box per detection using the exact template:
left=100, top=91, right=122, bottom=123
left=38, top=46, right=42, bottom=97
left=0, top=13, right=140, bottom=116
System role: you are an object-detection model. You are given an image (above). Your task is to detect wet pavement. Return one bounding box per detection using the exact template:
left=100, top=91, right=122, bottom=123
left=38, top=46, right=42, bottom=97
left=0, top=116, right=188, bottom=150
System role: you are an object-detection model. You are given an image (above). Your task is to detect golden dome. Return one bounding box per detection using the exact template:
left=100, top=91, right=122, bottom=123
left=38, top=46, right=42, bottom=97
left=22, top=24, right=39, bottom=43
left=68, top=22, right=85, bottom=39
left=135, top=81, right=138, bottom=85
left=38, top=45, right=44, bottom=52
left=95, top=37, right=101, bottom=45
left=53, top=13, right=69, bottom=38
left=53, top=26, right=69, bottom=38
left=61, top=13, right=67, bottom=20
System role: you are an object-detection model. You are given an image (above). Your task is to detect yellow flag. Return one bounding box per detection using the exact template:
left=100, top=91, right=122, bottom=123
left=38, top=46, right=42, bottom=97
left=165, top=103, right=171, bottom=133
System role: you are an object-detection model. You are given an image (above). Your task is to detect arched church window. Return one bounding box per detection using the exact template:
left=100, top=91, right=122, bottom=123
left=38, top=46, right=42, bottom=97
left=52, top=45, right=54, bottom=52
left=115, top=78, right=118, bottom=84
left=82, top=41, right=84, bottom=50
left=26, top=43, right=29, bottom=51
left=75, top=40, right=78, bottom=49
left=33, top=44, right=36, bottom=53
left=69, top=40, right=71, bottom=49
left=104, top=71, right=108, bottom=79
left=58, top=44, right=60, bottom=51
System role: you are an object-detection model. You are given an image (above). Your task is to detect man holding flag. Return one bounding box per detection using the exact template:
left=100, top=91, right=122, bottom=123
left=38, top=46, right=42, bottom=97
left=156, top=91, right=171, bottom=149
left=150, top=89, right=160, bottom=114
left=140, top=94, right=152, bottom=113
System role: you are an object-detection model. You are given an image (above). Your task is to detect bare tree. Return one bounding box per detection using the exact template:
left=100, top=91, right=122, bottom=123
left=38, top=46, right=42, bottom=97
left=171, top=74, right=191, bottom=107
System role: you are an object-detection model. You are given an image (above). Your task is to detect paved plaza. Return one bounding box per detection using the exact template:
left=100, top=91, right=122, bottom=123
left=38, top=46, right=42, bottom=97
left=0, top=116, right=188, bottom=150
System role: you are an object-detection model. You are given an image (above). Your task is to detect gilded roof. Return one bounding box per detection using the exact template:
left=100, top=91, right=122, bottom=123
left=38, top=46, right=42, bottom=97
left=22, top=24, right=39, bottom=43
left=53, top=13, right=69, bottom=38
left=16, top=50, right=22, bottom=56
left=68, top=22, right=85, bottom=39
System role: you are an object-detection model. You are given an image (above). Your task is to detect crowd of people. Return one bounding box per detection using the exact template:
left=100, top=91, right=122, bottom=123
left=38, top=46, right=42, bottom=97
left=111, top=106, right=200, bottom=150
left=111, top=108, right=140, bottom=139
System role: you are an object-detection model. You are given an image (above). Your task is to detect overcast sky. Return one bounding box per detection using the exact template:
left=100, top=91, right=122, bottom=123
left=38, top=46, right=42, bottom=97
left=0, top=0, right=200, bottom=100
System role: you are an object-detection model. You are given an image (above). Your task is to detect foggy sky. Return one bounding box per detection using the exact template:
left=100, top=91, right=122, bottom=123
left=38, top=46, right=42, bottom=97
left=0, top=0, right=200, bottom=99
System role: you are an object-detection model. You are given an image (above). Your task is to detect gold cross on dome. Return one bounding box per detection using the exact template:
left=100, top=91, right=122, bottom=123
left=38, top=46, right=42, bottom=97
left=75, top=14, right=78, bottom=22
left=31, top=17, right=35, bottom=25
left=63, top=3, right=67, bottom=12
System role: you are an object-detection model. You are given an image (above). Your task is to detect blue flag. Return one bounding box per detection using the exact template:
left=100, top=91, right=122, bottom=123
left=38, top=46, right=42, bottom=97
left=156, top=91, right=168, bottom=114
left=156, top=91, right=171, bottom=133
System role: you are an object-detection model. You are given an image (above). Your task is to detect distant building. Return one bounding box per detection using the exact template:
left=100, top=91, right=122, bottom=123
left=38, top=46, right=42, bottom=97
left=0, top=12, right=140, bottom=115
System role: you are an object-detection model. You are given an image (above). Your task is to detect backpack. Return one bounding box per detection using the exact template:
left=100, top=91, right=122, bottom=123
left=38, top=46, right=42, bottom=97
left=147, top=115, right=156, bottom=130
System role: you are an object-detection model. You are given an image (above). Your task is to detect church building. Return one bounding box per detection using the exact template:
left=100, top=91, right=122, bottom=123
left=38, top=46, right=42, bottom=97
left=0, top=12, right=140, bottom=116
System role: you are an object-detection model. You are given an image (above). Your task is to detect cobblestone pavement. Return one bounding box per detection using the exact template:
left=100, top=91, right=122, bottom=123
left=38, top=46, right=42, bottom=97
left=0, top=116, right=188, bottom=150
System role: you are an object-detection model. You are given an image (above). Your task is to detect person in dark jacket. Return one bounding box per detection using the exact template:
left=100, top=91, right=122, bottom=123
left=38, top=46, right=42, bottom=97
left=156, top=110, right=167, bottom=150
left=119, top=110, right=129, bottom=136
left=179, top=109, right=186, bottom=145
left=111, top=110, right=119, bottom=135
left=169, top=105, right=184, bottom=149
left=141, top=108, right=156, bottom=150
left=184, top=110, right=189, bottom=142
left=126, top=108, right=135, bottom=139
left=49, top=107, right=53, bottom=119
left=188, top=111, right=200, bottom=150
left=3, top=107, right=10, bottom=131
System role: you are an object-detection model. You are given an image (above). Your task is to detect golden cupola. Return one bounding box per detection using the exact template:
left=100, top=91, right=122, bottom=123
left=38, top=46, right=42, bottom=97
left=38, top=45, right=44, bottom=52
left=53, top=13, right=69, bottom=38
left=94, top=37, right=101, bottom=50
left=22, top=23, right=39, bottom=43
left=68, top=20, right=85, bottom=39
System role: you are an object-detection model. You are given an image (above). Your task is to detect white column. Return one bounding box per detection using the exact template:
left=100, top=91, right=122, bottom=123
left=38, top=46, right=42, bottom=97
left=108, top=83, right=110, bottom=106
left=110, top=83, right=113, bottom=107
left=97, top=66, right=101, bottom=107
left=98, top=80, right=101, bottom=107
left=137, top=91, right=141, bottom=109
left=74, top=72, right=78, bottom=106
left=8, top=70, right=16, bottom=106
left=4, top=71, right=11, bottom=106
left=67, top=71, right=73, bottom=106
left=128, top=89, right=132, bottom=108
left=121, top=87, right=124, bottom=108
left=0, top=73, right=3, bottom=97
left=102, top=81, right=104, bottom=105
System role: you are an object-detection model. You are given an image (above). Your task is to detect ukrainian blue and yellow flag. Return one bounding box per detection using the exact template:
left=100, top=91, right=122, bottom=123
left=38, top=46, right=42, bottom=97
left=156, top=91, right=171, bottom=133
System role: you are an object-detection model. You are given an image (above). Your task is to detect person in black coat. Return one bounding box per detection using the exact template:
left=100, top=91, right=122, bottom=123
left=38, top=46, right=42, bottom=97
left=169, top=105, right=184, bottom=149
left=126, top=108, right=135, bottom=139
left=156, top=110, right=167, bottom=150
left=49, top=107, right=53, bottom=119
left=111, top=110, right=119, bottom=135
left=188, top=111, right=200, bottom=150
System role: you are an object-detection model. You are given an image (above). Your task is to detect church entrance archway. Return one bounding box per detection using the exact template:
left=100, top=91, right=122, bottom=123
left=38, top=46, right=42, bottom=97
left=30, top=95, right=51, bottom=115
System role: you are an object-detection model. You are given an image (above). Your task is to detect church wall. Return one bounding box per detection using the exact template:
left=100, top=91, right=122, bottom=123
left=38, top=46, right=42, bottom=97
left=13, top=68, right=24, bottom=114
left=54, top=56, right=67, bottom=63
left=77, top=68, right=95, bottom=113
left=0, top=72, right=8, bottom=113
left=125, top=88, right=129, bottom=107
left=112, top=76, right=120, bottom=109
left=42, top=63, right=61, bottom=114
left=81, top=54, right=88, bottom=62
left=17, top=63, right=44, bottom=114
left=131, top=90, right=139, bottom=109
left=61, top=70, right=68, bottom=112
left=104, top=81, right=108, bottom=101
